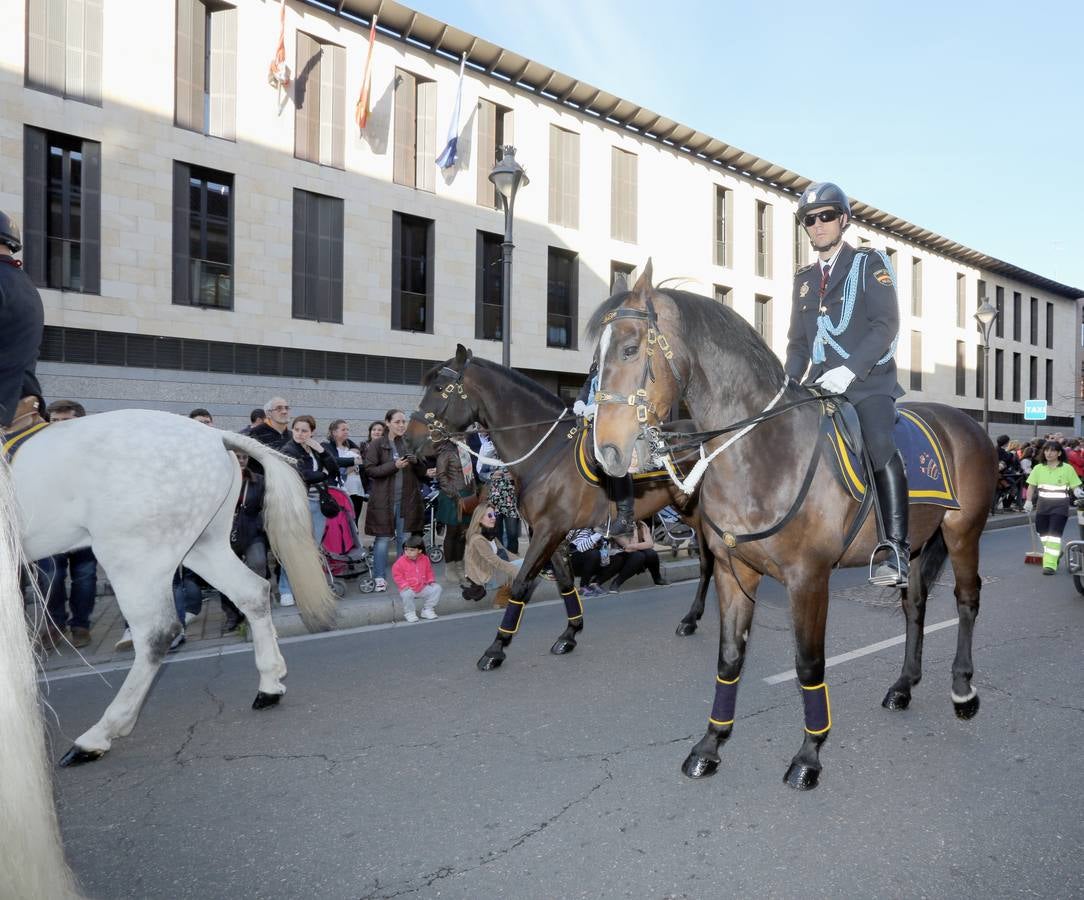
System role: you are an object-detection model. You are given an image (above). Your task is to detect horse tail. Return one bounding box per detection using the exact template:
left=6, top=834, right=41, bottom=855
left=220, top=434, right=336, bottom=633
left=917, top=526, right=950, bottom=595
left=0, top=461, right=81, bottom=898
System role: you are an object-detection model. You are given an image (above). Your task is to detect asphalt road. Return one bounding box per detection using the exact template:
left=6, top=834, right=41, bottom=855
left=43, top=524, right=1084, bottom=899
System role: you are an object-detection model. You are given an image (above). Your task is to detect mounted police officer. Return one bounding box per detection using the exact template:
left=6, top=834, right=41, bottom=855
left=784, top=182, right=909, bottom=587
left=0, top=210, right=45, bottom=432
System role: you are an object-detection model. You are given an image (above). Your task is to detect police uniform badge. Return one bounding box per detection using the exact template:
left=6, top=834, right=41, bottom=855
left=799, top=282, right=810, bottom=298
left=874, top=269, right=893, bottom=286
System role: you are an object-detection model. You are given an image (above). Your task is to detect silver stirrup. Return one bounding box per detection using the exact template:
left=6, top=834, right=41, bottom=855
left=869, top=542, right=907, bottom=587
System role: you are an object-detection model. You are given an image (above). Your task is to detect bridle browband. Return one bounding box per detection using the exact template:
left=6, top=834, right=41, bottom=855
left=594, top=297, right=684, bottom=425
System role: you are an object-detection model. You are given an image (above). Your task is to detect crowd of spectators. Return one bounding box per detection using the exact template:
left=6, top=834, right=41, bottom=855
left=995, top=433, right=1084, bottom=511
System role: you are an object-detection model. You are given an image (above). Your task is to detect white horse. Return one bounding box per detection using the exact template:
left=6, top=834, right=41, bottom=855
left=11, top=409, right=336, bottom=765
left=0, top=459, right=81, bottom=898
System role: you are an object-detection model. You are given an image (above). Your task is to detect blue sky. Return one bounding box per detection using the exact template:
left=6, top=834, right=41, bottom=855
left=408, top=0, right=1084, bottom=291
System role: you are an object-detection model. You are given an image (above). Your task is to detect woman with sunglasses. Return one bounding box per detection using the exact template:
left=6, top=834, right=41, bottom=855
left=463, top=504, right=522, bottom=595
left=784, top=181, right=909, bottom=588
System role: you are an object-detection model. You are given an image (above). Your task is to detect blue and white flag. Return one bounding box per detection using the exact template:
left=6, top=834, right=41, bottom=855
left=436, top=55, right=466, bottom=169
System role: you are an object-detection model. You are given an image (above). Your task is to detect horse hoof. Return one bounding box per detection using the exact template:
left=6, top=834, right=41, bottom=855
left=550, top=638, right=576, bottom=655
left=681, top=753, right=719, bottom=779
left=953, top=693, right=980, bottom=720
left=881, top=688, right=911, bottom=711
left=783, top=762, right=820, bottom=791
left=477, top=653, right=504, bottom=671
left=252, top=691, right=283, bottom=710
left=58, top=745, right=104, bottom=767
left=675, top=622, right=697, bottom=637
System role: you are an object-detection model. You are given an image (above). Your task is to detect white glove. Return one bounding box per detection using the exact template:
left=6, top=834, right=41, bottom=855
left=815, top=365, right=856, bottom=395
left=1074, top=488, right=1084, bottom=500
left=572, top=400, right=597, bottom=419
left=1024, top=500, right=1033, bottom=513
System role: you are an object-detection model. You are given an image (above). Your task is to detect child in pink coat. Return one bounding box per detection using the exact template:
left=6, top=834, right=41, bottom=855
left=390, top=535, right=442, bottom=623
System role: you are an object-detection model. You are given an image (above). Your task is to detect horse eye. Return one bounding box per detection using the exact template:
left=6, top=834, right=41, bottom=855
left=622, top=345, right=638, bottom=359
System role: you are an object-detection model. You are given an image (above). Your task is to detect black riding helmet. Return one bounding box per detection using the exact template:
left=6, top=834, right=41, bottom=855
left=0, top=210, right=22, bottom=253
left=796, top=182, right=851, bottom=221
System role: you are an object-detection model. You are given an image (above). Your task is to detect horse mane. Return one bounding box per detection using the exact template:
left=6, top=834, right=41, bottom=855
left=587, top=288, right=784, bottom=384
left=422, top=355, right=564, bottom=410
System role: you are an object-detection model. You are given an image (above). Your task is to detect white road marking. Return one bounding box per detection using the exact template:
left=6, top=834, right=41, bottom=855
left=763, top=617, right=959, bottom=685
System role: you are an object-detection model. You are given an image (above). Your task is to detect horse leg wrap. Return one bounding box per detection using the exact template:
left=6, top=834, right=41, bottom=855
left=497, top=599, right=526, bottom=635
left=561, top=587, right=584, bottom=623
left=800, top=682, right=832, bottom=735
left=709, top=675, right=740, bottom=727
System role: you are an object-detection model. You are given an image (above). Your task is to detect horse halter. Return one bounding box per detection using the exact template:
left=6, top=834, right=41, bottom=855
left=594, top=297, right=683, bottom=425
left=414, top=364, right=471, bottom=442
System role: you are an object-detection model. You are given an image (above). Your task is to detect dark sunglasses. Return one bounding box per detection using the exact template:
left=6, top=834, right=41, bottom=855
left=802, top=210, right=842, bottom=226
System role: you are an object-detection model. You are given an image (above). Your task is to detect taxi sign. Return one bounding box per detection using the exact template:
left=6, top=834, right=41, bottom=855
left=1024, top=399, right=1047, bottom=421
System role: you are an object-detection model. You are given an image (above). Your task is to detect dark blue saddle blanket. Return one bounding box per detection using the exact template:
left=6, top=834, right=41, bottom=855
left=820, top=407, right=960, bottom=508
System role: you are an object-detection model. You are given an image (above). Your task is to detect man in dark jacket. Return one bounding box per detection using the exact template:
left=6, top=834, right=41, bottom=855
left=248, top=396, right=291, bottom=449
left=0, top=210, right=45, bottom=430
left=784, top=182, right=909, bottom=586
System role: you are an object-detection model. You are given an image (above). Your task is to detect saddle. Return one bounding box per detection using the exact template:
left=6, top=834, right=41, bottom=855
left=818, top=400, right=960, bottom=509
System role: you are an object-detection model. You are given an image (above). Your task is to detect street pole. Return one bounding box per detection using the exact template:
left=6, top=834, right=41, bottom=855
left=499, top=196, right=513, bottom=370
left=982, top=340, right=990, bottom=437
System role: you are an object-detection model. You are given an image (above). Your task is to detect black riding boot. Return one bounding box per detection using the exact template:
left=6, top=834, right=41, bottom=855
left=609, top=474, right=636, bottom=536
left=871, top=452, right=910, bottom=587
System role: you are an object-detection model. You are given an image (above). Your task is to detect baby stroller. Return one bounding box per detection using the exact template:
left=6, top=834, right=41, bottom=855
left=321, top=487, right=376, bottom=594
left=420, top=482, right=446, bottom=563
left=652, top=505, right=698, bottom=558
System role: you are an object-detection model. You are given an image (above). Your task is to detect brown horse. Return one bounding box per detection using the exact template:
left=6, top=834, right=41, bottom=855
left=404, top=346, right=713, bottom=671
left=590, top=267, right=995, bottom=790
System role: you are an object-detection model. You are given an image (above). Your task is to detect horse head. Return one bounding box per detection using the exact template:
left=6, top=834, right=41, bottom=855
left=590, top=260, right=687, bottom=478
left=406, top=344, right=479, bottom=456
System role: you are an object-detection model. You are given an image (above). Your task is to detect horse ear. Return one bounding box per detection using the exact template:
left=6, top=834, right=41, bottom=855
left=455, top=344, right=469, bottom=364
left=632, top=258, right=654, bottom=296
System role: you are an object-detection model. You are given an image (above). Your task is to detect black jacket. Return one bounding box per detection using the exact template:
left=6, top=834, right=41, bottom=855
left=0, top=258, right=44, bottom=423
left=784, top=243, right=903, bottom=404
left=280, top=439, right=339, bottom=489
left=248, top=422, right=290, bottom=450
left=231, top=470, right=266, bottom=553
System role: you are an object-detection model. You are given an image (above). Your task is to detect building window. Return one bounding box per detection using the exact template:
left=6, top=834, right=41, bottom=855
left=22, top=127, right=101, bottom=294
left=476, top=99, right=513, bottom=207
left=911, top=258, right=925, bottom=317
left=173, top=161, right=233, bottom=309
left=291, top=190, right=343, bottom=323
left=546, top=247, right=577, bottom=349
left=754, top=294, right=772, bottom=342
left=391, top=212, right=434, bottom=333
left=548, top=126, right=580, bottom=228
left=755, top=201, right=772, bottom=278
left=393, top=68, right=436, bottom=190
left=976, top=278, right=987, bottom=334
left=295, top=33, right=345, bottom=169
left=955, top=341, right=966, bottom=396
left=1029, top=356, right=1038, bottom=400
left=910, top=331, right=922, bottom=391
left=792, top=217, right=807, bottom=271
left=476, top=231, right=504, bottom=341
left=1012, top=291, right=1022, bottom=342
left=976, top=345, right=985, bottom=398
left=956, top=274, right=966, bottom=328
left=995, top=286, right=1004, bottom=338
left=25, top=0, right=102, bottom=104
left=175, top=0, right=236, bottom=139
left=1029, top=296, right=1038, bottom=345
left=713, top=284, right=732, bottom=307
left=714, top=185, right=732, bottom=268
left=1012, top=351, right=1021, bottom=402
left=886, top=247, right=897, bottom=277
left=1046, top=359, right=1054, bottom=405
left=1046, top=301, right=1054, bottom=350
left=610, top=147, right=638, bottom=243
left=610, top=260, right=634, bottom=294
left=995, top=348, right=1004, bottom=400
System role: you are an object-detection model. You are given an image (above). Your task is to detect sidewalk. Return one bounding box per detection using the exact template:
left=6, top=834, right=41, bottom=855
left=36, top=510, right=1030, bottom=676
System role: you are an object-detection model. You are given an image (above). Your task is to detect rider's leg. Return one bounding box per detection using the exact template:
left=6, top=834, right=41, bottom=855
left=857, top=396, right=909, bottom=586
left=608, top=473, right=636, bottom=536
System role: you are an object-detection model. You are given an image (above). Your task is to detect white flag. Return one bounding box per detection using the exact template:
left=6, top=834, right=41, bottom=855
left=436, top=55, right=466, bottom=169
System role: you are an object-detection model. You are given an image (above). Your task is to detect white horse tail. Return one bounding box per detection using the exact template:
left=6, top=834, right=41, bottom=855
left=221, top=433, right=337, bottom=633
left=0, top=461, right=81, bottom=898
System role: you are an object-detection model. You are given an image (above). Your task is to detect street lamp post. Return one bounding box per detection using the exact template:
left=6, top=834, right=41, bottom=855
left=488, top=145, right=528, bottom=369
left=974, top=298, right=999, bottom=437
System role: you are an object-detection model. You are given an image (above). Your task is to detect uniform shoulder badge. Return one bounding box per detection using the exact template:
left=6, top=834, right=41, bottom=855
left=795, top=262, right=814, bottom=276
left=799, top=282, right=810, bottom=297
left=873, top=268, right=893, bottom=285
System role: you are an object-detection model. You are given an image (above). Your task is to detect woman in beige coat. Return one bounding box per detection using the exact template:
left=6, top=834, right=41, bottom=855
left=464, top=503, right=522, bottom=591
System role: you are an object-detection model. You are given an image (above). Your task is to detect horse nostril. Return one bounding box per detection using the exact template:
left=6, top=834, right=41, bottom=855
left=599, top=443, right=623, bottom=472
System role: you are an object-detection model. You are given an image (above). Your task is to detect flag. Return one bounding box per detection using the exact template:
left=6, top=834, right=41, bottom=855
left=354, top=15, right=378, bottom=130
left=268, top=0, right=290, bottom=89
left=435, top=55, right=466, bottom=169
